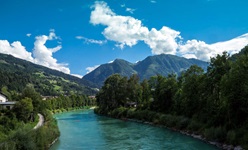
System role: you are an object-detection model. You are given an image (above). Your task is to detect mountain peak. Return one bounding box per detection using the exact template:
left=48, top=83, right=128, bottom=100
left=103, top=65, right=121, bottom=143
left=83, top=54, right=208, bottom=87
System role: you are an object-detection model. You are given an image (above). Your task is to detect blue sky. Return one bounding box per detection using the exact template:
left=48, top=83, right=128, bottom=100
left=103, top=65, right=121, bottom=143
left=0, top=0, right=248, bottom=77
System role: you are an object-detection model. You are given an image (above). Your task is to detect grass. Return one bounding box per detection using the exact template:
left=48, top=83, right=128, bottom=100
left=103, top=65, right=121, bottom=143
left=34, top=72, right=46, bottom=78
left=53, top=85, right=61, bottom=91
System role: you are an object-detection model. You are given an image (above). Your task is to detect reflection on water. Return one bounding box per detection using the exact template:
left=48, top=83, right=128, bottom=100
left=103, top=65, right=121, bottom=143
left=51, top=110, right=219, bottom=150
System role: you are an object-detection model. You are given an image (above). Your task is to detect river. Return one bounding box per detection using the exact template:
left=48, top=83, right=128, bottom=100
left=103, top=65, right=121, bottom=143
left=50, top=109, right=219, bottom=150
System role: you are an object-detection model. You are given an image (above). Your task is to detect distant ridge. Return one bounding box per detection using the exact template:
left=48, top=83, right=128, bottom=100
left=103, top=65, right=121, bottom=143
left=83, top=54, right=208, bottom=87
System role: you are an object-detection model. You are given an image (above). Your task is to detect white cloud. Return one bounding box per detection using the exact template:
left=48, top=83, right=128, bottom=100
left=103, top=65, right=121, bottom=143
left=178, top=33, right=248, bottom=61
left=75, top=36, right=84, bottom=40
left=145, top=27, right=180, bottom=55
left=178, top=40, right=214, bottom=61
left=90, top=1, right=248, bottom=62
left=76, top=36, right=107, bottom=45
left=33, top=30, right=70, bottom=74
left=86, top=65, right=100, bottom=74
left=90, top=1, right=180, bottom=54
left=211, top=33, right=248, bottom=55
left=0, top=30, right=70, bottom=74
left=26, top=33, right=32, bottom=37
left=0, top=40, right=34, bottom=61
left=126, top=8, right=135, bottom=14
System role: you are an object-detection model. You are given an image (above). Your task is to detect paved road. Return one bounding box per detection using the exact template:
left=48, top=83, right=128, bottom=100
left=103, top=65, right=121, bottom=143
left=34, top=113, right=44, bottom=129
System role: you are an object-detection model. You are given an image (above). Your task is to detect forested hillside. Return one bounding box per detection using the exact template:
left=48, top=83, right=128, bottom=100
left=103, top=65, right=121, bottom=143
left=0, top=53, right=97, bottom=96
left=95, top=46, right=248, bottom=149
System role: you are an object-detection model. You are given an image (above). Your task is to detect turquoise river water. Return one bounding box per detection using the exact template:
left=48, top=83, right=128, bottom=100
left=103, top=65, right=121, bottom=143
left=50, top=109, right=219, bottom=150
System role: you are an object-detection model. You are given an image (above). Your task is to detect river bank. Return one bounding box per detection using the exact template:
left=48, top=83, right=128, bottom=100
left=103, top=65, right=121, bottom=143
left=125, top=118, right=242, bottom=150
left=51, top=106, right=94, bottom=114
left=94, top=107, right=244, bottom=150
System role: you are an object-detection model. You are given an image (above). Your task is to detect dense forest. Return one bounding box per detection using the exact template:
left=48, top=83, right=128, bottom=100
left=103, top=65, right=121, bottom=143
left=0, top=53, right=97, bottom=96
left=0, top=84, right=95, bottom=150
left=95, top=46, right=248, bottom=149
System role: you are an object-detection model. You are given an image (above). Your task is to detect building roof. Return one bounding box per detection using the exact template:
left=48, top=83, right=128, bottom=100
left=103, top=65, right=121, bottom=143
left=0, top=101, right=16, bottom=105
left=0, top=92, right=8, bottom=98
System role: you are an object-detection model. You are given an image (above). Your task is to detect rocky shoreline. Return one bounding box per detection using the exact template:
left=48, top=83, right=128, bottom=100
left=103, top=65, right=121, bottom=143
left=123, top=118, right=243, bottom=150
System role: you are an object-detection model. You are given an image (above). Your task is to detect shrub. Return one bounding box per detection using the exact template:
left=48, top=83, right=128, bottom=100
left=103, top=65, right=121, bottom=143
left=226, top=130, right=236, bottom=145
left=176, top=116, right=190, bottom=129
left=187, top=120, right=203, bottom=131
left=204, top=126, right=226, bottom=142
left=126, top=109, right=135, bottom=118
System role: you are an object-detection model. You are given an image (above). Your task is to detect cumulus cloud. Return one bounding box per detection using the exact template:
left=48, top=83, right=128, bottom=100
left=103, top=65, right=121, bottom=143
left=0, top=40, right=34, bottom=61
left=76, top=36, right=107, bottom=45
left=86, top=65, right=100, bottom=74
left=90, top=1, right=248, bottom=62
left=178, top=40, right=214, bottom=61
left=90, top=1, right=180, bottom=54
left=145, top=27, right=180, bottom=55
left=0, top=30, right=70, bottom=74
left=33, top=30, right=70, bottom=74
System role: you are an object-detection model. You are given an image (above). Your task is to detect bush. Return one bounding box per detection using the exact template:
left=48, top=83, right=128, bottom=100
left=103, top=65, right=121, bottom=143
left=204, top=126, right=226, bottom=142
left=176, top=116, right=190, bottom=129
left=159, top=114, right=177, bottom=127
left=227, top=130, right=236, bottom=145
left=111, top=107, right=128, bottom=118
left=126, top=109, right=135, bottom=118
left=187, top=120, right=203, bottom=131
left=238, top=130, right=248, bottom=149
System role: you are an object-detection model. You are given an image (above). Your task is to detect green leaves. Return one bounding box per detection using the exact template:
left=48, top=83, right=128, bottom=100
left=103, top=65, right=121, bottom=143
left=13, top=98, right=34, bottom=123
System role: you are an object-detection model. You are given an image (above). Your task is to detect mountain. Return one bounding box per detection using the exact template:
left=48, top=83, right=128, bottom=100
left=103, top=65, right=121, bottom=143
left=0, top=53, right=97, bottom=96
left=83, top=59, right=137, bottom=85
left=83, top=54, right=208, bottom=86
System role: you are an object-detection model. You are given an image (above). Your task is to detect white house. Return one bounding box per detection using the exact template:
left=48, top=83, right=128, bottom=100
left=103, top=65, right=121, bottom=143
left=0, top=92, right=15, bottom=110
left=0, top=92, right=7, bottom=102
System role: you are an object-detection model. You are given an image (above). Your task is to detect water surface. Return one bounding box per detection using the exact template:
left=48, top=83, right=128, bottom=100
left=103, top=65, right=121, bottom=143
left=51, top=110, right=218, bottom=150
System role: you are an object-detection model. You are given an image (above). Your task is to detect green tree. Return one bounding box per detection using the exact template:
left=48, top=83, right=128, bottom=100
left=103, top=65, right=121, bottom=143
left=96, top=74, right=126, bottom=111
left=13, top=98, right=34, bottom=123
left=203, top=52, right=231, bottom=125
left=22, top=84, right=43, bottom=113
left=151, top=74, right=178, bottom=113
left=179, top=65, right=204, bottom=117
left=140, top=79, right=151, bottom=109
left=220, top=52, right=248, bottom=127
left=127, top=74, right=142, bottom=105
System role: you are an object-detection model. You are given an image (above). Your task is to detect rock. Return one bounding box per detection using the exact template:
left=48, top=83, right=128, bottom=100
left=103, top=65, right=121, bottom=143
left=234, top=146, right=243, bottom=150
